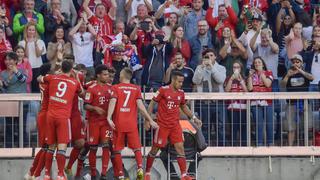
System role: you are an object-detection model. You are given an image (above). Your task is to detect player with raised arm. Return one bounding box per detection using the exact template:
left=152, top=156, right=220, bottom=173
left=144, top=71, right=202, bottom=180
left=84, top=64, right=112, bottom=179
left=107, top=68, right=158, bottom=180
left=38, top=61, right=82, bottom=180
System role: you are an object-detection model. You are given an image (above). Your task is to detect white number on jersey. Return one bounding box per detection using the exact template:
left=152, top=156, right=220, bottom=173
left=123, top=90, right=131, bottom=107
left=56, top=82, right=67, bottom=97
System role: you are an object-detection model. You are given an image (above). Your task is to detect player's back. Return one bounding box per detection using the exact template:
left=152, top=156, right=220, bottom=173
left=111, top=83, right=142, bottom=132
left=46, top=74, right=80, bottom=118
left=71, top=70, right=85, bottom=115
left=39, top=83, right=49, bottom=112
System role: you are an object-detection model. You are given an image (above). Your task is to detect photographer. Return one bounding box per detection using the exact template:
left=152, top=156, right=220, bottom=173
left=141, top=30, right=173, bottom=91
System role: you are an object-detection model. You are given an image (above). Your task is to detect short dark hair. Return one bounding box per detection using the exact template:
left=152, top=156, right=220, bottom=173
left=39, top=63, right=52, bottom=76
left=121, top=67, right=133, bottom=80
left=95, top=64, right=108, bottom=76
left=218, top=4, right=226, bottom=9
left=61, top=60, right=73, bottom=73
left=171, top=70, right=184, bottom=80
left=5, top=51, right=19, bottom=61
left=107, top=66, right=116, bottom=74
left=74, top=64, right=86, bottom=71
left=14, top=45, right=25, bottom=52
left=202, top=48, right=217, bottom=57
left=251, top=56, right=268, bottom=71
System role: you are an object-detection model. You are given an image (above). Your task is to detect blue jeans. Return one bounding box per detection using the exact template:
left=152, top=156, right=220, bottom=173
left=229, top=110, right=247, bottom=146
left=252, top=105, right=274, bottom=146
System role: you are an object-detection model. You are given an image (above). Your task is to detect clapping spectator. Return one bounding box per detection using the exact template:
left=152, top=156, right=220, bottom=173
left=285, top=22, right=305, bottom=60
left=0, top=6, right=12, bottom=38
left=0, top=27, right=12, bottom=71
left=44, top=0, right=71, bottom=44
left=47, top=26, right=72, bottom=68
left=183, top=0, right=206, bottom=39
left=47, top=0, right=78, bottom=26
left=161, top=12, right=179, bottom=41
left=15, top=46, right=32, bottom=93
left=170, top=25, right=191, bottom=63
left=18, top=22, right=46, bottom=92
left=13, top=0, right=45, bottom=42
left=125, top=0, right=153, bottom=21
left=247, top=57, right=274, bottom=146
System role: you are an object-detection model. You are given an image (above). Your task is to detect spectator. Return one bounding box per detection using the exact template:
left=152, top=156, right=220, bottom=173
left=0, top=27, right=12, bottom=71
left=127, top=4, right=149, bottom=32
left=224, top=61, right=248, bottom=146
left=251, top=28, right=279, bottom=87
left=281, top=54, right=313, bottom=146
left=47, top=0, right=78, bottom=26
left=15, top=45, right=33, bottom=93
left=18, top=22, right=46, bottom=93
left=154, top=0, right=183, bottom=27
left=141, top=30, right=173, bottom=91
left=189, top=20, right=213, bottom=70
left=69, top=16, right=97, bottom=81
left=183, top=0, right=206, bottom=39
left=193, top=49, right=226, bottom=145
left=47, top=26, right=72, bottom=68
left=170, top=25, right=191, bottom=63
left=0, top=6, right=12, bottom=38
left=161, top=12, right=179, bottom=41
left=114, top=20, right=126, bottom=34
left=214, top=26, right=233, bottom=53
left=285, top=22, right=305, bottom=60
left=219, top=33, right=247, bottom=76
left=34, top=0, right=47, bottom=16
left=164, top=51, right=194, bottom=92
left=312, top=25, right=320, bottom=42
left=125, top=0, right=153, bottom=21
left=44, top=0, right=71, bottom=44
left=206, top=0, right=238, bottom=39
left=247, top=56, right=274, bottom=146
left=13, top=0, right=45, bottom=42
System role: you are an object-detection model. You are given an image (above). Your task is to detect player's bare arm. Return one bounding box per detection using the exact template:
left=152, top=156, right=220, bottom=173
left=37, top=75, right=44, bottom=83
left=107, top=98, right=117, bottom=130
left=137, top=99, right=158, bottom=130
left=180, top=104, right=202, bottom=128
left=84, top=103, right=106, bottom=116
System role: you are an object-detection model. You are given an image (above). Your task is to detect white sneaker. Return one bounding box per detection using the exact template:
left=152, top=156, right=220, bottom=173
left=24, top=172, right=32, bottom=180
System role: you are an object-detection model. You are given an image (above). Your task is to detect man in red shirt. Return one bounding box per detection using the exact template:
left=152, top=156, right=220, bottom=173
left=24, top=63, right=51, bottom=180
left=107, top=68, right=158, bottom=180
left=144, top=71, right=202, bottom=180
left=38, top=61, right=82, bottom=180
left=84, top=64, right=112, bottom=179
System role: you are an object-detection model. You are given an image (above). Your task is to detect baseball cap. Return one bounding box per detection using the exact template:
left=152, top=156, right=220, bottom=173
left=252, top=14, right=263, bottom=21
left=291, top=54, right=303, bottom=63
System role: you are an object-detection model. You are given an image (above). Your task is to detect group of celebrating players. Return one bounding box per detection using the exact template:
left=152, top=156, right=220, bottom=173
left=24, top=57, right=202, bottom=180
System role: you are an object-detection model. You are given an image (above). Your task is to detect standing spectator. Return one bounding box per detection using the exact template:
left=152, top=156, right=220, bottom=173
left=219, top=34, right=248, bottom=76
left=0, top=27, right=12, bottom=71
left=161, top=12, right=179, bottom=41
left=0, top=6, right=13, bottom=38
left=285, top=22, right=304, bottom=60
left=281, top=54, right=313, bottom=146
left=44, top=0, right=71, bottom=44
left=224, top=61, right=248, bottom=146
left=13, top=0, right=45, bottom=42
left=125, top=0, right=153, bottom=21
left=141, top=30, right=173, bottom=91
left=164, top=52, right=194, bottom=92
left=127, top=4, right=150, bottom=31
left=183, top=0, right=206, bottom=39
left=206, top=0, right=238, bottom=39
left=47, top=26, right=72, bottom=68
left=47, top=0, right=78, bottom=26
left=247, top=57, right=274, bottom=146
left=189, top=20, right=213, bottom=70
left=170, top=25, right=191, bottom=63
left=154, top=0, right=183, bottom=27
left=18, top=22, right=46, bottom=93
left=193, top=49, right=226, bottom=145
left=114, top=20, right=126, bottom=34
left=34, top=0, right=47, bottom=16
left=15, top=46, right=32, bottom=93
left=69, top=16, right=97, bottom=80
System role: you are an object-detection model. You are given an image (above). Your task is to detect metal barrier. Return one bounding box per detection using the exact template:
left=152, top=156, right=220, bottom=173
left=0, top=92, right=319, bottom=148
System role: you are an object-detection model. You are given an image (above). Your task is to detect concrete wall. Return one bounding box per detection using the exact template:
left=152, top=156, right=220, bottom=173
left=1, top=157, right=320, bottom=180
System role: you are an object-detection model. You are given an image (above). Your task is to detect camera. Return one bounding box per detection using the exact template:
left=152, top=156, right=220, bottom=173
left=140, top=21, right=150, bottom=31
left=155, top=34, right=165, bottom=44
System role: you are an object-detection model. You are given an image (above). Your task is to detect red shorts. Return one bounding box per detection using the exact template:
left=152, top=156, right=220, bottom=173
left=112, top=129, right=141, bottom=151
left=70, top=112, right=85, bottom=142
left=46, top=112, right=71, bottom=145
left=153, top=125, right=184, bottom=148
left=37, top=111, right=47, bottom=146
left=87, top=121, right=112, bottom=145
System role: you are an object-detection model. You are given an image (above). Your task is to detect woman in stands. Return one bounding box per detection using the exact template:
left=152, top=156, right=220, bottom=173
left=170, top=25, right=191, bottom=63
left=15, top=45, right=32, bottom=93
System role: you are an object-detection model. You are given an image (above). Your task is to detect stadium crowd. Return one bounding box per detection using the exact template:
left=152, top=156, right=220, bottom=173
left=0, top=0, right=319, bottom=162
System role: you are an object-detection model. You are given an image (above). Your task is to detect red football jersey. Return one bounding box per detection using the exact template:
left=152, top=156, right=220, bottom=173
left=85, top=83, right=112, bottom=122
left=111, top=83, right=142, bottom=132
left=89, top=15, right=113, bottom=37
left=71, top=70, right=85, bottom=115
left=153, top=85, right=186, bottom=128
left=44, top=74, right=81, bottom=118
left=39, top=82, right=49, bottom=112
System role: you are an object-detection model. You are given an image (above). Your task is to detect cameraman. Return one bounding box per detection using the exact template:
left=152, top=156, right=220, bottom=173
left=141, top=30, right=173, bottom=91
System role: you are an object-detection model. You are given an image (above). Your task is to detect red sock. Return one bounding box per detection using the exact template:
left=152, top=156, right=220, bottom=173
left=177, top=156, right=187, bottom=176
left=134, top=150, right=143, bottom=169
left=101, top=147, right=110, bottom=176
left=76, top=145, right=89, bottom=176
left=113, top=153, right=124, bottom=177
left=66, top=147, right=81, bottom=170
left=56, top=150, right=66, bottom=177
left=75, top=158, right=84, bottom=177
left=29, top=149, right=44, bottom=175
left=88, top=147, right=98, bottom=177
left=111, top=154, right=118, bottom=176
left=33, top=149, right=47, bottom=177
left=44, top=149, right=55, bottom=176
left=145, top=154, right=155, bottom=173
